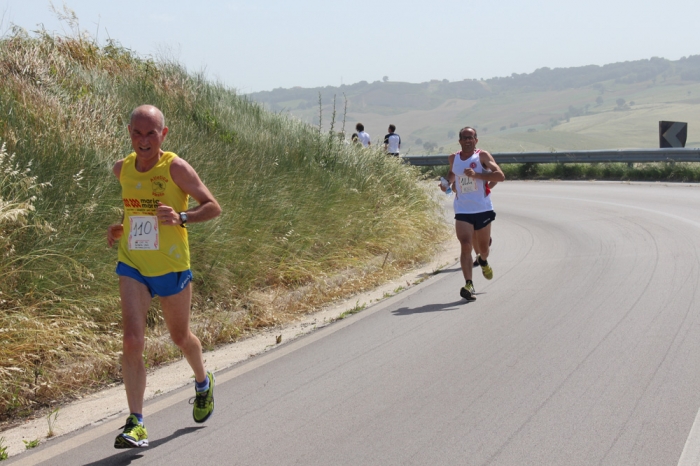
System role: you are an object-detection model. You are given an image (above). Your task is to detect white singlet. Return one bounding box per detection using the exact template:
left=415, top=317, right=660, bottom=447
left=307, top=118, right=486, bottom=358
left=451, top=149, right=494, bottom=214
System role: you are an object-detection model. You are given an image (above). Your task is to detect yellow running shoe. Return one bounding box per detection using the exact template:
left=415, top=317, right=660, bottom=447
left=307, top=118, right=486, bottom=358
left=191, top=371, right=215, bottom=423
left=460, top=281, right=476, bottom=302
left=477, top=255, right=493, bottom=280
left=473, top=238, right=493, bottom=267
left=114, top=415, right=148, bottom=448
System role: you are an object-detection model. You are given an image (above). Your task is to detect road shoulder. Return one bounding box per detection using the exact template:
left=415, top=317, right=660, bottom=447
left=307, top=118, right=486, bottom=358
left=1, top=235, right=461, bottom=459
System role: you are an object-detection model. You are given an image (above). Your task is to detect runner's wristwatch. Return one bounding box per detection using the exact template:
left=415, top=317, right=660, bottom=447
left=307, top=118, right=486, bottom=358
left=179, top=212, right=188, bottom=227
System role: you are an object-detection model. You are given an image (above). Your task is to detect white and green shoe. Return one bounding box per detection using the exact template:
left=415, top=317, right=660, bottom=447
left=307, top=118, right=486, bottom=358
left=460, top=281, right=476, bottom=302
left=192, top=371, right=215, bottom=423
left=114, top=415, right=148, bottom=448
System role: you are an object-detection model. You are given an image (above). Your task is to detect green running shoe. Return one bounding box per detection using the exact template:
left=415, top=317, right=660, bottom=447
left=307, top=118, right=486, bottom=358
left=477, top=255, right=493, bottom=280
left=192, top=371, right=215, bottom=423
left=114, top=415, right=148, bottom=448
left=473, top=238, right=493, bottom=267
left=481, top=263, right=493, bottom=280
left=460, top=281, right=476, bottom=302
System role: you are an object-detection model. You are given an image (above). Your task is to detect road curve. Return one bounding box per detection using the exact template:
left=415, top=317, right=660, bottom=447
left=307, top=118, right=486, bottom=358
left=12, top=181, right=700, bottom=466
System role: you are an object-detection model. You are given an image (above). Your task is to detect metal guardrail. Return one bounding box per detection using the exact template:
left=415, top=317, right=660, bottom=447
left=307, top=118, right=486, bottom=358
left=402, top=148, right=700, bottom=166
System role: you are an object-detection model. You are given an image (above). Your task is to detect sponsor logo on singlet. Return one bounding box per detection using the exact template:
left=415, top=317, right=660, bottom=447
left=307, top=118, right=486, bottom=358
left=151, top=175, right=168, bottom=197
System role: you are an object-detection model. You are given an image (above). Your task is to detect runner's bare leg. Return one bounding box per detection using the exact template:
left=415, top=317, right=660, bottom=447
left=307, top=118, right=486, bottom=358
left=455, top=220, right=475, bottom=281
left=119, top=276, right=151, bottom=415
left=160, top=283, right=206, bottom=383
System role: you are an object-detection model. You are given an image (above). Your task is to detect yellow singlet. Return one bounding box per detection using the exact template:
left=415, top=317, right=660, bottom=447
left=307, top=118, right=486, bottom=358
left=117, top=151, right=190, bottom=276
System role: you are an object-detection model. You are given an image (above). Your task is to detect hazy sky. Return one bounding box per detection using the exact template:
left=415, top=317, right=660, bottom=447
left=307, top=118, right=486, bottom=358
left=2, top=0, right=700, bottom=94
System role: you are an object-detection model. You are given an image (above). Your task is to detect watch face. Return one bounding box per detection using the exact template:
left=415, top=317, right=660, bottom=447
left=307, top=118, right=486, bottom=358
left=180, top=212, right=188, bottom=223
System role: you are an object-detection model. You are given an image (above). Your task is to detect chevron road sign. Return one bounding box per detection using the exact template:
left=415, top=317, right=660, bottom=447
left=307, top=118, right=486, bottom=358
left=659, top=121, right=687, bottom=148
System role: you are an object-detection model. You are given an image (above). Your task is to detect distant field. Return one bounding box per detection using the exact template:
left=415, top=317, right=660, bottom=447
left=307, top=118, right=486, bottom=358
left=274, top=80, right=700, bottom=154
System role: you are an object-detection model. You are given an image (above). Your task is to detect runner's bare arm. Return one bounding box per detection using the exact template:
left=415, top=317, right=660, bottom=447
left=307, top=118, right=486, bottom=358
left=480, top=161, right=499, bottom=189
left=475, top=151, right=505, bottom=183
left=157, top=158, right=222, bottom=226
left=447, top=153, right=456, bottom=184
left=112, top=159, right=124, bottom=179
left=107, top=159, right=126, bottom=247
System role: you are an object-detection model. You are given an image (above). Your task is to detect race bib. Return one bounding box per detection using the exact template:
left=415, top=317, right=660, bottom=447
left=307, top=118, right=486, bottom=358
left=458, top=175, right=478, bottom=193
left=128, top=216, right=159, bottom=250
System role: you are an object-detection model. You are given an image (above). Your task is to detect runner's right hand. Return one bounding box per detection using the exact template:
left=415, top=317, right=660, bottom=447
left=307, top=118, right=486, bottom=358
left=107, top=224, right=124, bottom=248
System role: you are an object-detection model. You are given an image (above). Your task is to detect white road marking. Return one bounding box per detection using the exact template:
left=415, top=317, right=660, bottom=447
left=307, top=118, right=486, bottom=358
left=678, top=407, right=700, bottom=466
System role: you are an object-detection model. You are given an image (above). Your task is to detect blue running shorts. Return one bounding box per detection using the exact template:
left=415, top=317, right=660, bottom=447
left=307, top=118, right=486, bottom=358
left=116, top=262, right=192, bottom=298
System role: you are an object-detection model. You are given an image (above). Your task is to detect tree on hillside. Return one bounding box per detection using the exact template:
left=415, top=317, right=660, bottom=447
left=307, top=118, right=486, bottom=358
left=383, top=76, right=388, bottom=82
left=596, top=96, right=604, bottom=105
left=447, top=130, right=456, bottom=139
left=566, top=105, right=584, bottom=120
left=415, top=138, right=423, bottom=145
left=616, top=98, right=626, bottom=107
left=423, top=141, right=437, bottom=153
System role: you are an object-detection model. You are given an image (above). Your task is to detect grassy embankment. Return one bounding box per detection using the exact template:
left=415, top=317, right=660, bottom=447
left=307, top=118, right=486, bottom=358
left=0, top=29, right=447, bottom=424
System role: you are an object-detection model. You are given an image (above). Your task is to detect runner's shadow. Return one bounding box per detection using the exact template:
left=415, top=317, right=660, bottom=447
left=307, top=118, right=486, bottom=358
left=82, top=426, right=205, bottom=466
left=392, top=300, right=467, bottom=315
left=434, top=267, right=462, bottom=273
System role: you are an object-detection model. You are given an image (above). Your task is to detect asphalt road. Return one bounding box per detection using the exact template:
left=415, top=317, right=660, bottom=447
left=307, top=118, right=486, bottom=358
left=12, top=181, right=700, bottom=466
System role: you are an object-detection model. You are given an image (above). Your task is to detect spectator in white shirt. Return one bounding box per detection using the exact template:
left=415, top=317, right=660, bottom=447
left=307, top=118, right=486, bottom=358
left=356, top=123, right=371, bottom=147
left=384, top=124, right=401, bottom=156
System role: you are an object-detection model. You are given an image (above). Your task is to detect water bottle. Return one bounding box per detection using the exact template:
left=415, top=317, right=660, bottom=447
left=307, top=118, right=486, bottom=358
left=440, top=177, right=452, bottom=195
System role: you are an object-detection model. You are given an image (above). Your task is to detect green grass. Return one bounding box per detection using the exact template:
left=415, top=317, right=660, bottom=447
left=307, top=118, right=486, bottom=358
left=0, top=28, right=447, bottom=422
left=22, top=439, right=39, bottom=450
left=422, top=160, right=700, bottom=183
left=46, top=407, right=59, bottom=438
left=335, top=301, right=367, bottom=320
left=501, top=161, right=700, bottom=182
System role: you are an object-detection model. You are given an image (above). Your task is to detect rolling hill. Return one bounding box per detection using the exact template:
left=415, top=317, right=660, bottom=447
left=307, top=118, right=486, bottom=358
left=247, top=56, right=700, bottom=154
